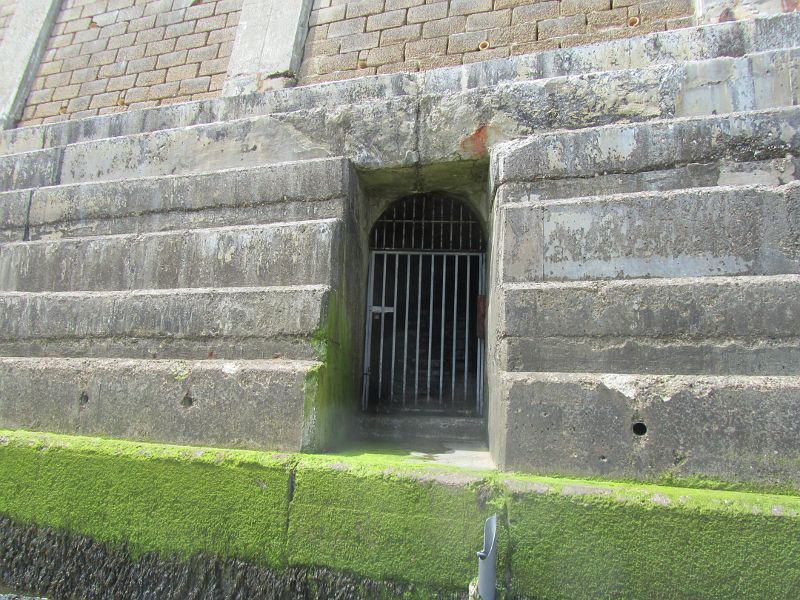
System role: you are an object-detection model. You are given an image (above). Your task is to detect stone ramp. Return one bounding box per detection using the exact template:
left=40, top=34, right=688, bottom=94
left=489, top=108, right=800, bottom=486
left=0, top=157, right=360, bottom=452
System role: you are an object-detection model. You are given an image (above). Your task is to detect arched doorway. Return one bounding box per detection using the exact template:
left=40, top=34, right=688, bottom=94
left=361, top=192, right=486, bottom=416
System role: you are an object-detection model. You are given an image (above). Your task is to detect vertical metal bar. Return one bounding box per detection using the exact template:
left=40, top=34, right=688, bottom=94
left=411, top=197, right=416, bottom=249
left=415, top=254, right=422, bottom=406
left=378, top=252, right=387, bottom=401
left=439, top=254, right=447, bottom=404
left=390, top=253, right=399, bottom=403
left=427, top=253, right=434, bottom=399
left=362, top=252, right=376, bottom=411
left=459, top=204, right=463, bottom=250
left=402, top=199, right=406, bottom=249
left=402, top=254, right=410, bottom=406
left=449, top=197, right=454, bottom=250
left=422, top=196, right=427, bottom=250
left=478, top=253, right=485, bottom=415
left=464, top=255, right=471, bottom=404
left=451, top=254, right=458, bottom=403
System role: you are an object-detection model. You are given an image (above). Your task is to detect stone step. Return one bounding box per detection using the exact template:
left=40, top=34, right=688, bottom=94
left=495, top=155, right=800, bottom=203
left=497, top=182, right=800, bottom=284
left=0, top=220, right=340, bottom=292
left=493, top=371, right=800, bottom=488
left=355, top=414, right=486, bottom=444
left=498, top=275, right=800, bottom=375
left=0, top=286, right=328, bottom=361
left=421, top=46, right=799, bottom=163
left=492, top=106, right=800, bottom=188
left=1, top=13, right=797, bottom=156
left=1, top=50, right=798, bottom=191
left=0, top=356, right=319, bottom=451
left=0, top=157, right=352, bottom=242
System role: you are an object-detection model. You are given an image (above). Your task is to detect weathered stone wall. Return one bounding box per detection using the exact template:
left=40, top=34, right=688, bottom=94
left=0, top=0, right=16, bottom=45
left=18, top=0, right=242, bottom=127
left=298, top=0, right=695, bottom=84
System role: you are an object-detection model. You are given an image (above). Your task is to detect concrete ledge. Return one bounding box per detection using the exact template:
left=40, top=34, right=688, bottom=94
left=21, top=158, right=352, bottom=241
left=0, top=286, right=328, bottom=360
left=494, top=155, right=800, bottom=203
left=497, top=183, right=800, bottom=283
left=1, top=430, right=799, bottom=598
left=492, top=107, right=800, bottom=186
left=0, top=359, right=317, bottom=451
left=420, top=48, right=799, bottom=163
left=0, top=220, right=340, bottom=292
left=499, top=275, right=800, bottom=375
left=503, top=275, right=800, bottom=340
left=498, top=371, right=800, bottom=488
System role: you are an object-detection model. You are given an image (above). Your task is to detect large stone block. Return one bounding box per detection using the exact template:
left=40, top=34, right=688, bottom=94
left=497, top=182, right=800, bottom=283
left=58, top=96, right=417, bottom=184
left=28, top=158, right=353, bottom=239
left=499, top=275, right=800, bottom=375
left=0, top=147, right=61, bottom=192
left=497, top=371, right=800, bottom=486
left=0, top=220, right=341, bottom=291
left=491, top=107, right=800, bottom=186
left=0, top=357, right=317, bottom=451
left=493, top=155, right=800, bottom=203
left=0, top=286, right=329, bottom=360
left=0, top=190, right=29, bottom=243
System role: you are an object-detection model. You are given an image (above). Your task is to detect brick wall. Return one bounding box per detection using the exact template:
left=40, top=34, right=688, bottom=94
left=298, top=0, right=695, bottom=84
left=0, top=0, right=16, bottom=45
left=18, top=0, right=242, bottom=127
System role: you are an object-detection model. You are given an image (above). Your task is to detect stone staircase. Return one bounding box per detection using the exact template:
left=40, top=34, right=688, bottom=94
left=0, top=12, right=797, bottom=483
left=0, top=158, right=361, bottom=452
left=490, top=107, right=800, bottom=487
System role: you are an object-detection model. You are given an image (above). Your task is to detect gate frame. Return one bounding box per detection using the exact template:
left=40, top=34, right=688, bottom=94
left=361, top=249, right=486, bottom=415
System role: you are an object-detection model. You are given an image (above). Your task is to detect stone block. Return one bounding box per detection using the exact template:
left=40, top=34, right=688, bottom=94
left=0, top=357, right=317, bottom=451
left=328, top=17, right=366, bottom=37
left=27, top=158, right=352, bottom=239
left=380, top=23, right=421, bottom=45
left=0, top=285, right=328, bottom=360
left=0, top=220, right=341, bottom=291
left=537, top=14, right=587, bottom=39
left=407, top=2, right=448, bottom=24
left=491, top=107, right=800, bottom=185
left=465, top=9, right=511, bottom=31
left=497, top=371, right=800, bottom=486
left=497, top=183, right=800, bottom=283
left=448, top=0, right=493, bottom=17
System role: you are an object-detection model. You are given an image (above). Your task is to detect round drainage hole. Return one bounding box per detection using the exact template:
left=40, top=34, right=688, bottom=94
left=181, top=392, right=193, bottom=408
left=632, top=422, right=648, bottom=436
left=78, top=392, right=89, bottom=408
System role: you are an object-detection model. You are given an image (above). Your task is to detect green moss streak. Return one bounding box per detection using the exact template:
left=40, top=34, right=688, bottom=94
left=303, top=286, right=358, bottom=452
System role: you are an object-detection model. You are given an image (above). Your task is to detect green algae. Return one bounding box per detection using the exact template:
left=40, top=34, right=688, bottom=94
left=2, top=429, right=800, bottom=599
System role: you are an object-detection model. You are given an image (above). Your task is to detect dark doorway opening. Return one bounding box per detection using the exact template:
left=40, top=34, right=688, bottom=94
left=361, top=193, right=486, bottom=416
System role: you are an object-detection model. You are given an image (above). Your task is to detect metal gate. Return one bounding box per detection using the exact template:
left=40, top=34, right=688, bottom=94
left=361, top=193, right=485, bottom=416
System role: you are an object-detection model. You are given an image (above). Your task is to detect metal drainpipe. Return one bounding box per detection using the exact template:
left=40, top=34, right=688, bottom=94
left=476, top=514, right=497, bottom=600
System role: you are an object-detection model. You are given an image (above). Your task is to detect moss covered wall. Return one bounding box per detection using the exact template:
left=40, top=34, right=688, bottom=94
left=2, top=430, right=800, bottom=599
